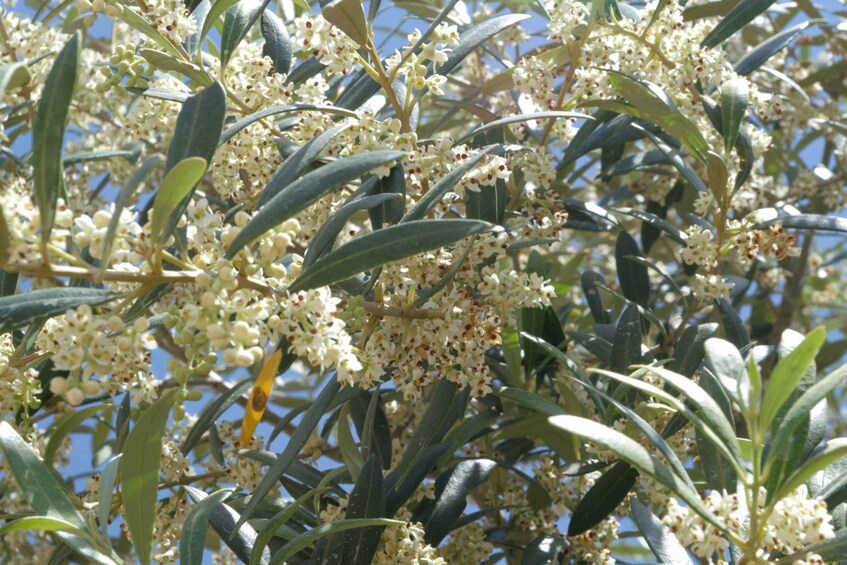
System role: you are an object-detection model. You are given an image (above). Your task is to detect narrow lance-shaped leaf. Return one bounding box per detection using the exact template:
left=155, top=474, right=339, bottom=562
left=701, top=0, right=777, bottom=48
left=150, top=157, right=208, bottom=246
left=220, top=0, right=271, bottom=72
left=226, top=150, right=404, bottom=258
left=630, top=498, right=694, bottom=565
left=261, top=9, right=292, bottom=75
left=424, top=459, right=497, bottom=544
left=179, top=489, right=236, bottom=565
left=32, top=31, right=80, bottom=248
left=289, top=219, right=491, bottom=292
left=120, top=390, right=178, bottom=565
left=439, top=14, right=531, bottom=76
left=165, top=81, right=226, bottom=173
left=568, top=461, right=639, bottom=535
left=760, top=326, right=826, bottom=432
left=342, top=455, right=387, bottom=565
left=0, top=62, right=31, bottom=99
left=734, top=22, right=810, bottom=75
left=0, top=422, right=116, bottom=565
left=0, top=288, right=118, bottom=335
left=615, top=231, right=650, bottom=307
left=721, top=78, right=749, bottom=156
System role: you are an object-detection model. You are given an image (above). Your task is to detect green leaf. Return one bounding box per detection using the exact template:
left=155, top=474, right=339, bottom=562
left=271, top=519, right=404, bottom=564
left=261, top=9, right=292, bottom=75
left=495, top=387, right=567, bottom=416
left=440, top=14, right=531, bottom=76
left=342, top=455, right=387, bottom=565
left=120, top=390, right=178, bottom=565
left=179, top=488, right=236, bottom=565
left=322, top=0, right=370, bottom=46
left=150, top=156, right=208, bottom=246
left=0, top=62, right=31, bottom=98
left=250, top=489, right=328, bottom=564
left=720, top=78, right=748, bottom=156
left=424, top=459, right=497, bottom=544
left=630, top=499, right=694, bottom=565
left=606, top=72, right=709, bottom=162
left=165, top=81, right=225, bottom=173
left=402, top=146, right=499, bottom=222
left=183, top=378, right=253, bottom=455
left=0, top=515, right=89, bottom=537
left=226, top=150, right=404, bottom=258
left=615, top=231, right=650, bottom=307
left=634, top=124, right=708, bottom=193
left=0, top=288, right=118, bottom=335
left=760, top=326, right=826, bottom=432
left=568, top=461, right=638, bottom=535
left=734, top=22, right=810, bottom=75
left=235, top=377, right=341, bottom=529
left=101, top=154, right=164, bottom=269
left=220, top=105, right=357, bottom=146
left=0, top=422, right=115, bottom=564
left=198, top=0, right=240, bottom=55
left=220, top=0, right=271, bottom=72
left=549, top=415, right=725, bottom=532
left=772, top=439, right=847, bottom=503
left=367, top=163, right=406, bottom=229
left=754, top=214, right=847, bottom=234
left=768, top=363, right=847, bottom=475
left=184, top=486, right=268, bottom=564
left=456, top=111, right=591, bottom=144
left=257, top=124, right=350, bottom=206
left=701, top=0, right=777, bottom=47
left=32, top=31, right=80, bottom=248
left=466, top=179, right=507, bottom=225
left=63, top=148, right=140, bottom=166
left=338, top=404, right=365, bottom=482
left=98, top=454, right=121, bottom=543
left=611, top=304, right=643, bottom=374
left=717, top=298, right=751, bottom=349
left=138, top=48, right=212, bottom=86
left=670, top=323, right=719, bottom=377
left=44, top=404, right=109, bottom=466
left=697, top=370, right=738, bottom=493
left=289, top=219, right=490, bottom=292
left=117, top=7, right=182, bottom=57
left=703, top=337, right=752, bottom=409
left=305, top=194, right=402, bottom=267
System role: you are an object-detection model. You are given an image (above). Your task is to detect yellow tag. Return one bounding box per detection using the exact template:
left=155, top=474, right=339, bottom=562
left=240, top=349, right=283, bottom=446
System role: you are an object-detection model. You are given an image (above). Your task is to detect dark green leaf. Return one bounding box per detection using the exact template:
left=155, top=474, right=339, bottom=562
left=349, top=391, right=392, bottom=470
left=634, top=124, right=708, bottom=193
left=220, top=0, right=271, bottom=71
left=257, top=124, right=349, bottom=207
left=439, top=15, right=530, bottom=76
left=261, top=9, right=292, bottom=75
left=717, top=298, right=751, bottom=349
left=0, top=288, right=118, bottom=335
left=305, top=194, right=403, bottom=267
left=611, top=304, right=643, bottom=374
left=496, top=387, right=567, bottom=416
left=342, top=455, right=386, bottom=565
left=701, top=0, right=777, bottom=47
left=720, top=78, right=748, bottom=156
left=465, top=179, right=507, bottom=225
left=180, top=489, right=236, bottom=565
left=630, top=499, right=694, bottom=565
left=671, top=323, right=719, bottom=377
left=32, top=32, right=80, bottom=247
left=271, top=519, right=403, bottom=564
left=457, top=111, right=591, bottom=144
left=615, top=231, right=650, bottom=307
left=522, top=534, right=567, bottom=565
left=754, top=214, right=847, bottom=234
left=120, top=390, right=177, bottom=565
left=185, top=486, right=270, bottom=564
left=289, top=219, right=490, bottom=292
left=44, top=404, right=108, bottom=466
left=403, top=145, right=499, bottom=222
left=734, top=22, right=810, bottom=75
left=368, top=163, right=406, bottom=229
left=235, top=377, right=341, bottom=529
left=182, top=377, right=253, bottom=454
left=568, top=461, right=638, bottom=535
left=697, top=370, right=737, bottom=492
left=424, top=459, right=497, bottom=544
left=226, top=150, right=404, bottom=258
left=165, top=81, right=226, bottom=173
